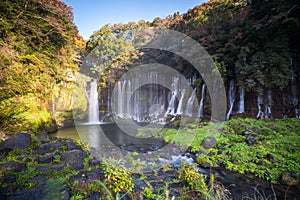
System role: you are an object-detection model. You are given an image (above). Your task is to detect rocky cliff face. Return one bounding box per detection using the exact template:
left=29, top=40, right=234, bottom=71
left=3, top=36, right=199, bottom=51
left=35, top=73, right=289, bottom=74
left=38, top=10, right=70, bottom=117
left=91, top=66, right=299, bottom=123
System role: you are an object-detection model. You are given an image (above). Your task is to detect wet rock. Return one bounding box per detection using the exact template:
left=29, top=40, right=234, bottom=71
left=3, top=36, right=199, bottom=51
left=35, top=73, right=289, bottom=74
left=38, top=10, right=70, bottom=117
left=201, top=136, right=217, bottom=149
left=257, top=160, right=265, bottom=165
left=61, top=150, right=87, bottom=164
left=88, top=159, right=101, bottom=167
left=0, top=133, right=31, bottom=152
left=0, top=161, right=27, bottom=173
left=265, top=171, right=271, bottom=177
left=6, top=186, right=69, bottom=200
left=280, top=171, right=299, bottom=186
left=169, top=189, right=181, bottom=198
left=220, top=171, right=227, bottom=176
left=218, top=150, right=225, bottom=155
left=38, top=132, right=49, bottom=143
left=169, top=182, right=185, bottom=189
left=66, top=141, right=82, bottom=151
left=28, top=175, right=47, bottom=187
left=265, top=153, right=275, bottom=160
left=145, top=174, right=162, bottom=181
left=3, top=175, right=17, bottom=183
left=69, top=168, right=104, bottom=186
left=38, top=154, right=54, bottom=164
left=87, top=192, right=102, bottom=200
left=220, top=162, right=227, bottom=168
left=198, top=161, right=212, bottom=168
left=242, top=130, right=252, bottom=135
left=37, top=165, right=64, bottom=172
left=36, top=143, right=60, bottom=154
left=133, top=180, right=147, bottom=193
left=131, top=173, right=141, bottom=179
left=70, top=162, right=84, bottom=170
left=245, top=135, right=256, bottom=145
left=0, top=187, right=14, bottom=199
left=6, top=188, right=45, bottom=200
left=150, top=181, right=165, bottom=189
left=251, top=127, right=260, bottom=133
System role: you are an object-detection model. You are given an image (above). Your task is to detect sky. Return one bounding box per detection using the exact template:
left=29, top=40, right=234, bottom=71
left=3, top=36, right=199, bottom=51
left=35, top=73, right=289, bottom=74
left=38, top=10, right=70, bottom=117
left=62, top=0, right=206, bottom=40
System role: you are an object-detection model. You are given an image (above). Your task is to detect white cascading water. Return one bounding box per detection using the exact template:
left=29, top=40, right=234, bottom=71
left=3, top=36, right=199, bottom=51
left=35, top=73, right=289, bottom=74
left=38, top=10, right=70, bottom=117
left=112, top=72, right=171, bottom=122
left=165, top=91, right=177, bottom=116
left=198, top=84, right=206, bottom=118
left=88, top=79, right=100, bottom=123
left=237, top=87, right=245, bottom=114
left=110, top=72, right=201, bottom=122
left=185, top=88, right=197, bottom=117
left=117, top=81, right=123, bottom=118
left=226, top=80, right=236, bottom=120
left=176, top=89, right=186, bottom=115
left=291, top=72, right=299, bottom=118
left=265, top=90, right=272, bottom=119
left=256, top=95, right=264, bottom=119
left=291, top=76, right=298, bottom=106
left=165, top=77, right=179, bottom=116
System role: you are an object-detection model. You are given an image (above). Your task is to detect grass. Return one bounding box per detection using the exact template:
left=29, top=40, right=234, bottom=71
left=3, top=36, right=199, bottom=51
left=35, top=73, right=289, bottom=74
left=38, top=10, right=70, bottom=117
left=159, top=118, right=300, bottom=184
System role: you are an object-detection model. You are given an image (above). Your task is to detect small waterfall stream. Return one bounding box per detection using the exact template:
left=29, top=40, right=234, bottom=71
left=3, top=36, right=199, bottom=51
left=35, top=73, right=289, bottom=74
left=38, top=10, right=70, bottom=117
left=198, top=84, right=206, bottom=118
left=185, top=88, right=197, bottom=117
left=88, top=79, right=100, bottom=123
left=265, top=90, right=272, bottom=119
left=256, top=95, right=264, bottom=119
left=226, top=80, right=236, bottom=120
left=237, top=87, right=245, bottom=114
left=165, top=77, right=179, bottom=116
left=290, top=71, right=299, bottom=118
left=176, top=89, right=186, bottom=115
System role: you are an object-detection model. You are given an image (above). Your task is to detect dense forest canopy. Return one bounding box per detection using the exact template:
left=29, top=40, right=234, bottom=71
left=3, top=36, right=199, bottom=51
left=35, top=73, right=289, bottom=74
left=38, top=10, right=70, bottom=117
left=86, top=0, right=300, bottom=92
left=0, top=0, right=300, bottom=132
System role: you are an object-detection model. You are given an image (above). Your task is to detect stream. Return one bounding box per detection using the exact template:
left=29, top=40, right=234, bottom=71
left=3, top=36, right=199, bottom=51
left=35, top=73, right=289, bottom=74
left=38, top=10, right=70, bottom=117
left=53, top=124, right=299, bottom=199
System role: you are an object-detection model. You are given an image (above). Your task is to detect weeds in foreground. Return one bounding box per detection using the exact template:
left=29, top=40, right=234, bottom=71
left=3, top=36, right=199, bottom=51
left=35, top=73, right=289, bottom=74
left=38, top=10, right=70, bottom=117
left=178, top=163, right=231, bottom=200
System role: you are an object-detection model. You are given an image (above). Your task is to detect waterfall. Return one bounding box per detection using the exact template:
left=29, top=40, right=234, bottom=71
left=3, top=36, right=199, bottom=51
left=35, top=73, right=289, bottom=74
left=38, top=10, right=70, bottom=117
left=265, top=90, right=272, bottom=119
left=291, top=70, right=299, bottom=118
left=198, top=84, right=206, bottom=118
left=88, top=79, right=100, bottom=123
left=165, top=77, right=179, bottom=116
left=117, top=81, right=123, bottom=118
left=185, top=88, right=197, bottom=117
left=132, top=78, right=141, bottom=121
left=226, top=80, right=236, bottom=120
left=256, top=95, right=264, bottom=119
left=291, top=76, right=298, bottom=106
left=237, top=87, right=245, bottom=114
left=110, top=70, right=198, bottom=122
left=165, top=91, right=177, bottom=116
left=176, top=89, right=186, bottom=115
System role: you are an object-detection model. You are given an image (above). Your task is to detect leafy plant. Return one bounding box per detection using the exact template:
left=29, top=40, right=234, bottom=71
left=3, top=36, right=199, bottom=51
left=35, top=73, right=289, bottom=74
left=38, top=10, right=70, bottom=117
left=178, top=163, right=208, bottom=198
left=101, top=158, right=134, bottom=193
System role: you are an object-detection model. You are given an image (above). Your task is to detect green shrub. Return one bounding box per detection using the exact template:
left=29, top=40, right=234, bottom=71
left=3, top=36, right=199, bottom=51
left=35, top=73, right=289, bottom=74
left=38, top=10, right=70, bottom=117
left=178, top=163, right=208, bottom=198
left=101, top=158, right=134, bottom=193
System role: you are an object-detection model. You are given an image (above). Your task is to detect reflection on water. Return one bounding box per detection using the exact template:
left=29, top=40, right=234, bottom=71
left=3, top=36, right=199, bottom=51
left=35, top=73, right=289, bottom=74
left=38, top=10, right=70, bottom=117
left=53, top=123, right=166, bottom=153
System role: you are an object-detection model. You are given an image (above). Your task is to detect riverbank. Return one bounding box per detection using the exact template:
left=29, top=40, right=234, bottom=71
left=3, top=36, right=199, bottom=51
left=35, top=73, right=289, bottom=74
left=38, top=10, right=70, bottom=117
left=0, top=118, right=299, bottom=199
left=162, top=118, right=300, bottom=186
